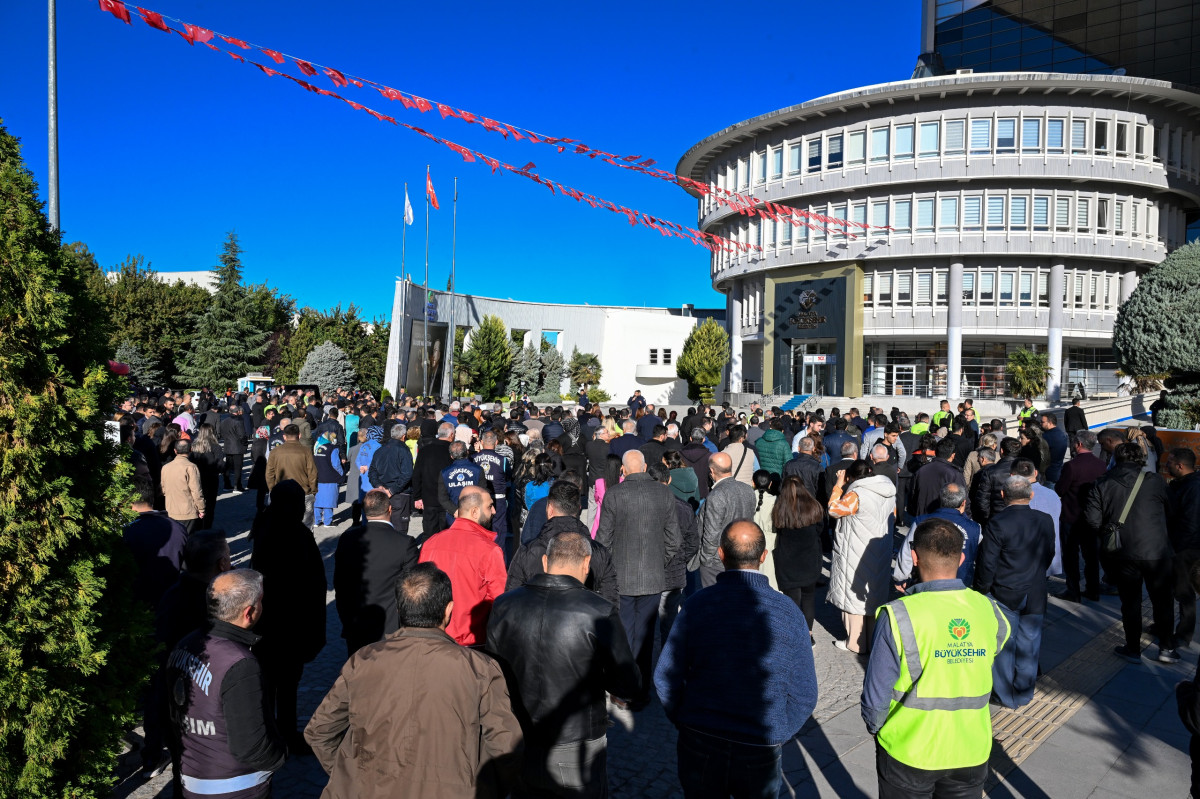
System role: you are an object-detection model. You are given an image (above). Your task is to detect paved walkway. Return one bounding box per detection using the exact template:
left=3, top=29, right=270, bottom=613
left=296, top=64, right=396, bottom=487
left=113, top=487, right=1195, bottom=798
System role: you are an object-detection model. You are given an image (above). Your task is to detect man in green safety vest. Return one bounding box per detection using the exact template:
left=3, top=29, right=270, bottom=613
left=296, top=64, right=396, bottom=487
left=931, top=400, right=954, bottom=433
left=861, top=518, right=1012, bottom=797
left=1017, top=397, right=1039, bottom=425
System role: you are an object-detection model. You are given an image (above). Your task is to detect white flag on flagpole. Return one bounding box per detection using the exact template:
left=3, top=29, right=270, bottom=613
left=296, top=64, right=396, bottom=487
left=404, top=188, right=414, bottom=225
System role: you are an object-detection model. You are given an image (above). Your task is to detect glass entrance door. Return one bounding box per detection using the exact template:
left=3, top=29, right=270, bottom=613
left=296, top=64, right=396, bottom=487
left=892, top=364, right=917, bottom=396
left=790, top=340, right=839, bottom=396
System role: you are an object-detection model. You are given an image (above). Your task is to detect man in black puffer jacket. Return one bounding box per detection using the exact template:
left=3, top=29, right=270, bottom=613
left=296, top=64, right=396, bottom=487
left=650, top=462, right=698, bottom=642
left=487, top=528, right=640, bottom=798
left=971, top=436, right=1021, bottom=524
left=506, top=481, right=619, bottom=605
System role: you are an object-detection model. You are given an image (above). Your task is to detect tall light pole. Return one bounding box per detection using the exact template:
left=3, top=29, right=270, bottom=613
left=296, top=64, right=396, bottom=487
left=47, top=0, right=60, bottom=230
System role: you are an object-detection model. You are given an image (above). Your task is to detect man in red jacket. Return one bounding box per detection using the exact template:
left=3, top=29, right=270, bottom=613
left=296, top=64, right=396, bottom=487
left=418, top=485, right=506, bottom=646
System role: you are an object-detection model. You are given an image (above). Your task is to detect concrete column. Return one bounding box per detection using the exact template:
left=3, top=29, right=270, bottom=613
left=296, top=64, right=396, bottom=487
left=728, top=283, right=744, bottom=394
left=1047, top=262, right=1065, bottom=403
left=947, top=261, right=964, bottom=400
left=1120, top=269, right=1139, bottom=304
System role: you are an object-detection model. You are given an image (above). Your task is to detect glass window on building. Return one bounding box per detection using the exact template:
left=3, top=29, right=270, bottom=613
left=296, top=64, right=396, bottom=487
left=1021, top=119, right=1041, bottom=153
left=1097, top=198, right=1110, bottom=234
left=1073, top=273, right=1085, bottom=307
left=872, top=201, right=889, bottom=230
left=788, top=143, right=802, bottom=175
left=848, top=130, right=866, bottom=165
left=766, top=219, right=776, bottom=248
left=808, top=139, right=822, bottom=174
left=970, top=119, right=991, bottom=154
left=851, top=203, right=867, bottom=231
left=871, top=128, right=890, bottom=162
left=996, top=118, right=1017, bottom=154
left=1033, top=197, right=1050, bottom=231
left=986, top=196, right=1005, bottom=230
left=649, top=348, right=658, bottom=365
left=1065, top=346, right=1119, bottom=398
left=897, top=273, right=913, bottom=304
left=916, top=198, right=935, bottom=233
left=980, top=271, right=995, bottom=303
left=828, top=134, right=844, bottom=169
left=1037, top=272, right=1049, bottom=307
left=1095, top=120, right=1109, bottom=155
left=964, top=196, right=982, bottom=231
left=916, top=272, right=933, bottom=306
left=782, top=215, right=792, bottom=244
left=1047, top=119, right=1065, bottom=153
left=1115, top=123, right=1128, bottom=156
left=1132, top=201, right=1139, bottom=236
left=812, top=207, right=826, bottom=241
left=919, top=122, right=940, bottom=158
left=936, top=271, right=948, bottom=305
left=771, top=146, right=783, bottom=179
left=999, top=272, right=1014, bottom=306
left=863, top=274, right=874, bottom=305
left=1055, top=197, right=1071, bottom=231
left=945, top=120, right=966, bottom=155
left=1019, top=272, right=1033, bottom=307
left=738, top=157, right=749, bottom=189
left=878, top=273, right=893, bottom=304
left=1071, top=120, right=1087, bottom=154
left=894, top=199, right=913, bottom=233
left=663, top=348, right=672, bottom=364
left=1135, top=125, right=1146, bottom=158
left=1077, top=198, right=1091, bottom=232
left=963, top=272, right=976, bottom=306
left=895, top=125, right=915, bottom=161
left=757, top=151, right=767, bottom=184
left=831, top=204, right=847, bottom=239
left=939, top=196, right=959, bottom=230
left=1010, top=196, right=1028, bottom=230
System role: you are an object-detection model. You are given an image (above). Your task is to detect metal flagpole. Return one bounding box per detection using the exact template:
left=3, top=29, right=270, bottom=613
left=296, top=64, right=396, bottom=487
left=423, top=166, right=430, bottom=399
left=444, top=177, right=458, bottom=401
left=401, top=182, right=407, bottom=281
left=48, top=0, right=60, bottom=231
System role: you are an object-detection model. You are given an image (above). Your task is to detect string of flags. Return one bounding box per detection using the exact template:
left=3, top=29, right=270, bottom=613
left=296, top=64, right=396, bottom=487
left=95, top=0, right=890, bottom=252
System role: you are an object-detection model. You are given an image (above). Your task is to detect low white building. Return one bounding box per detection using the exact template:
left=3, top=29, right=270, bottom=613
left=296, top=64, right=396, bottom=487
left=383, top=279, right=724, bottom=404
left=104, top=269, right=218, bottom=292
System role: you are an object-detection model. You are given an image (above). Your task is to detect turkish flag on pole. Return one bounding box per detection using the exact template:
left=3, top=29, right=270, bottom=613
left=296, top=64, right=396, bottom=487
left=99, top=0, right=131, bottom=23
left=426, top=170, right=439, bottom=210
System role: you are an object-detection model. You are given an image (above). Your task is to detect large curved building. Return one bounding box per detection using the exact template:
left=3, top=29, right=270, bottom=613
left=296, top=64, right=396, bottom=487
left=678, top=70, right=1200, bottom=402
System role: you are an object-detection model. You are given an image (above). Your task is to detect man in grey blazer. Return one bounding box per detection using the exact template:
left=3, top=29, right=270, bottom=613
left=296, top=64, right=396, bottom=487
left=693, top=452, right=758, bottom=588
left=596, top=450, right=682, bottom=707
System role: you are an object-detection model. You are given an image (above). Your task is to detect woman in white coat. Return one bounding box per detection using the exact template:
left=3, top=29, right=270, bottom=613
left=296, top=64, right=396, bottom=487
left=827, top=459, right=897, bottom=654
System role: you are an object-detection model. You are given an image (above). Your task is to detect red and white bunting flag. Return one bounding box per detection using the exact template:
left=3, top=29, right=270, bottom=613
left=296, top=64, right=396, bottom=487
left=99, top=0, right=131, bottom=24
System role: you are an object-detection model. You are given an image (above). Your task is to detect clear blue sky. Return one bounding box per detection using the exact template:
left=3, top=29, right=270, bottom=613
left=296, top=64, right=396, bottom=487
left=1, top=1, right=918, bottom=320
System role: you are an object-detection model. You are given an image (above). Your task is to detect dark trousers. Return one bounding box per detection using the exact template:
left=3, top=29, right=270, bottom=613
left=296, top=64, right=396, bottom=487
left=389, top=492, right=412, bottom=534
left=260, top=655, right=304, bottom=738
left=1061, top=520, right=1100, bottom=597
left=492, top=496, right=509, bottom=555
left=677, top=726, right=781, bottom=799
left=222, top=453, right=244, bottom=489
left=991, top=603, right=1043, bottom=708
left=518, top=735, right=608, bottom=799
left=619, top=595, right=658, bottom=702
left=1109, top=556, right=1176, bottom=650
left=1173, top=549, right=1200, bottom=644
left=420, top=496, right=447, bottom=538
left=783, top=585, right=818, bottom=634
left=876, top=741, right=988, bottom=799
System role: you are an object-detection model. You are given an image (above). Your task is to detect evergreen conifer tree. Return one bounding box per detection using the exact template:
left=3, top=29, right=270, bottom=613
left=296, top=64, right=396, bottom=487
left=1113, top=241, right=1200, bottom=427
left=0, top=121, right=147, bottom=796
left=539, top=345, right=565, bottom=396
left=175, top=232, right=268, bottom=388
left=114, top=340, right=163, bottom=388
left=676, top=317, right=730, bottom=404
left=507, top=343, right=541, bottom=396
left=298, top=340, right=357, bottom=395
left=465, top=315, right=513, bottom=399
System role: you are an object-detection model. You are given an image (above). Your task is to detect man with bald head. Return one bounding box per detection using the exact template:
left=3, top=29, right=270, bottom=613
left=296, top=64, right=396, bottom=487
left=693, top=451, right=757, bottom=588
left=596, top=449, right=683, bottom=708
left=657, top=521, right=818, bottom=799
left=418, top=485, right=507, bottom=646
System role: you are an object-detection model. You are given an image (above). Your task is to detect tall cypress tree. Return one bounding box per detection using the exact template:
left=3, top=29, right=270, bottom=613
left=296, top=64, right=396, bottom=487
left=175, top=232, right=268, bottom=388
left=676, top=317, right=730, bottom=404
left=0, top=121, right=147, bottom=795
left=466, top=315, right=514, bottom=400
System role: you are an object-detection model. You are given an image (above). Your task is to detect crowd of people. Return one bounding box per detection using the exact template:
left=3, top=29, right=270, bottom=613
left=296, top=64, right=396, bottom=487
left=113, top=385, right=1200, bottom=798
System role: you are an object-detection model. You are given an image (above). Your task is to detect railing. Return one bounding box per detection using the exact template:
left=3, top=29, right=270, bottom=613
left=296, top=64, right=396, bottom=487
left=740, top=380, right=764, bottom=395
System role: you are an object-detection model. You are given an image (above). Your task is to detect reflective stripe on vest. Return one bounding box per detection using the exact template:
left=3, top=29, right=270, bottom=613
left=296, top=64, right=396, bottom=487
left=181, top=770, right=272, bottom=794
left=877, top=589, right=1011, bottom=771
